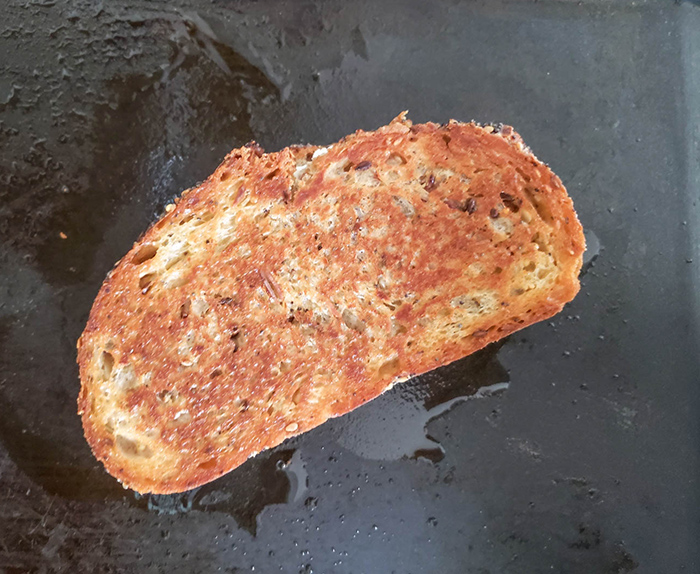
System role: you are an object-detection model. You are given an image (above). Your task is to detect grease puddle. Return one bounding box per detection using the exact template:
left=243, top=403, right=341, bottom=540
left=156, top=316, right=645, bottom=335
left=333, top=343, right=510, bottom=462
left=132, top=448, right=296, bottom=535
left=582, top=229, right=601, bottom=274
left=278, top=449, right=309, bottom=503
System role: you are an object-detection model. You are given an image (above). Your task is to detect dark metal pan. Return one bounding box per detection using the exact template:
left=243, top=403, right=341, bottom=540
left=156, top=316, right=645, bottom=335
left=1, top=0, right=698, bottom=572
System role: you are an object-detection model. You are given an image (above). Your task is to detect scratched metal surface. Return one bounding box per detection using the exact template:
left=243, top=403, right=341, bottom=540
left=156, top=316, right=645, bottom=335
left=0, top=1, right=698, bottom=572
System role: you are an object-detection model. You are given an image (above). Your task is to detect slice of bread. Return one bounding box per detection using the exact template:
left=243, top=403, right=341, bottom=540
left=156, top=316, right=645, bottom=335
left=77, top=113, right=584, bottom=494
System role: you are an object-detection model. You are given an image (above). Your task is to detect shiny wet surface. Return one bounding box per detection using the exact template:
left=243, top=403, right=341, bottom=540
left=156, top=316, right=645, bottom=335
left=1, top=1, right=699, bottom=572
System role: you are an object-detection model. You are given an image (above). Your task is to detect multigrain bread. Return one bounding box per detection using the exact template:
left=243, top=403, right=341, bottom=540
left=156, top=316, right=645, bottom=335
left=77, top=113, right=584, bottom=494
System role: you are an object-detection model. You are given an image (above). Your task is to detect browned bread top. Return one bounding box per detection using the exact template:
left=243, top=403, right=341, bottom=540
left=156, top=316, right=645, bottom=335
left=77, top=113, right=584, bottom=493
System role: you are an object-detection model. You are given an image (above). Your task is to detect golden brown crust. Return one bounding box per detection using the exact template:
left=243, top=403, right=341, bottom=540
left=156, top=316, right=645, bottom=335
left=77, top=113, right=584, bottom=493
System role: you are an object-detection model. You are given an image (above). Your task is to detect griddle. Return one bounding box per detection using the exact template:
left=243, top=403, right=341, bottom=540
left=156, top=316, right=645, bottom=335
left=1, top=1, right=698, bottom=572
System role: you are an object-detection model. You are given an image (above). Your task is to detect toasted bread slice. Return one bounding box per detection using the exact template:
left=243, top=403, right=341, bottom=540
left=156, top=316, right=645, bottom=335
left=77, top=113, right=584, bottom=493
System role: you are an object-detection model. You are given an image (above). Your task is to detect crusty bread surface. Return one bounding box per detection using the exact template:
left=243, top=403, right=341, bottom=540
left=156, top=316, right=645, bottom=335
left=77, top=113, right=584, bottom=493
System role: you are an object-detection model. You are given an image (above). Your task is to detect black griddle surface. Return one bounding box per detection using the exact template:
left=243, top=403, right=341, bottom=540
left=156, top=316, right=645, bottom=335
left=0, top=1, right=698, bottom=572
